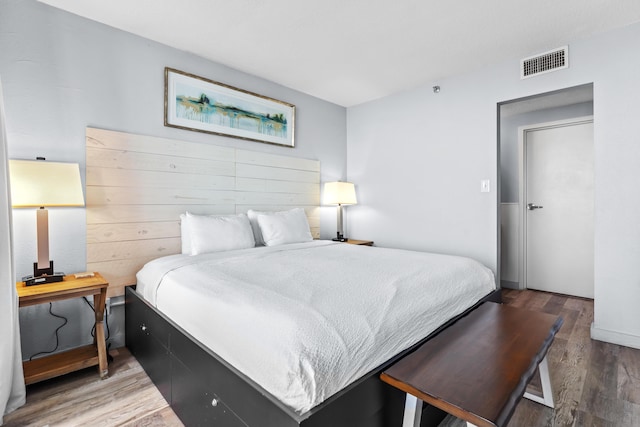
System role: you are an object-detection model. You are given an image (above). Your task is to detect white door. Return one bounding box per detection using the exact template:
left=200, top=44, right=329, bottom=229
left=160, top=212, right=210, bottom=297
left=521, top=118, right=594, bottom=298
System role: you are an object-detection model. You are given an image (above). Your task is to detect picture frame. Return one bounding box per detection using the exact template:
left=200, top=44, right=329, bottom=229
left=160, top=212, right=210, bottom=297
left=164, top=67, right=295, bottom=147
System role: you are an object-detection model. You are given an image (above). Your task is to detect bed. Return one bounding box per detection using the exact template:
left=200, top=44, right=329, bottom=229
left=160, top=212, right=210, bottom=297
left=127, top=239, right=497, bottom=426
left=86, top=128, right=499, bottom=426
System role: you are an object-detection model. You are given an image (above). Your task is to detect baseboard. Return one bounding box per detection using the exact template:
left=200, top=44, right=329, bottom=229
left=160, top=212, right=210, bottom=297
left=590, top=323, right=640, bottom=350
left=500, top=280, right=520, bottom=290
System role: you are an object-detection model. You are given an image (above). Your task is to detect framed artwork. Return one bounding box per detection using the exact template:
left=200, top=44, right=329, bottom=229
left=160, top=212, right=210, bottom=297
left=164, top=67, right=295, bottom=147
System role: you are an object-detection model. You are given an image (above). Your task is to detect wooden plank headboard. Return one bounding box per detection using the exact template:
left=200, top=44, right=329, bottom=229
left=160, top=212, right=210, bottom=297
left=85, top=127, right=320, bottom=297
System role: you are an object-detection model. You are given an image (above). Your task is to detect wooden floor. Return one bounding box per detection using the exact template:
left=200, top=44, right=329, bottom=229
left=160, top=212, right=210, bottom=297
left=2, top=347, right=183, bottom=427
left=4, top=289, right=640, bottom=426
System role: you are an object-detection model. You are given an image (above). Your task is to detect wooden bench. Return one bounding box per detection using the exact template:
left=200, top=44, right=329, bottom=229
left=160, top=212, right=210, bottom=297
left=380, top=302, right=563, bottom=427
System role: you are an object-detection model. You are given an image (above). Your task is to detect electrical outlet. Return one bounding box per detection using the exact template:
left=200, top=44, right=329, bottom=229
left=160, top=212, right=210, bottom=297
left=481, top=179, right=490, bottom=193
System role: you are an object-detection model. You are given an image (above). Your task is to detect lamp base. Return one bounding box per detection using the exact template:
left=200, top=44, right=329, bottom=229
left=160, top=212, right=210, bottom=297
left=34, top=260, right=54, bottom=276
left=24, top=260, right=64, bottom=286
left=332, top=232, right=347, bottom=242
left=22, top=273, right=65, bottom=286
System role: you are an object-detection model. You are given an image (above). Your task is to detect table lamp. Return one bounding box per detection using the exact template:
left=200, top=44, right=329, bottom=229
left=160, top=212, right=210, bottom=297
left=323, top=181, right=357, bottom=242
left=9, top=158, right=84, bottom=285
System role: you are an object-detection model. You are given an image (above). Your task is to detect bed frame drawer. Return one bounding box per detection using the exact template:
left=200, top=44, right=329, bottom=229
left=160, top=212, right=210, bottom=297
left=125, top=290, right=171, bottom=402
left=169, top=316, right=298, bottom=427
left=126, top=294, right=169, bottom=348
left=172, top=356, right=247, bottom=427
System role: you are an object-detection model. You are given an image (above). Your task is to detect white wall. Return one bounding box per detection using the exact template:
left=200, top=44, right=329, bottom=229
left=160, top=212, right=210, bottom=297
left=347, top=65, right=502, bottom=270
left=0, top=0, right=347, bottom=356
left=347, top=23, right=640, bottom=348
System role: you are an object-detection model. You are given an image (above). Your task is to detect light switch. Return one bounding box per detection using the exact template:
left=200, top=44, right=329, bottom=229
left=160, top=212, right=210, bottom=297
left=481, top=179, right=490, bottom=193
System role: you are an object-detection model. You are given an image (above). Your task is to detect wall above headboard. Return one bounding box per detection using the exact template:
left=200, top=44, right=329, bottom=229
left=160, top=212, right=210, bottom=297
left=86, top=127, right=320, bottom=297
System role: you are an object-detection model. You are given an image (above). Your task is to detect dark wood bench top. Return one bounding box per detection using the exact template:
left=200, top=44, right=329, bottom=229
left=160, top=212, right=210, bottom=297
left=380, top=302, right=563, bottom=427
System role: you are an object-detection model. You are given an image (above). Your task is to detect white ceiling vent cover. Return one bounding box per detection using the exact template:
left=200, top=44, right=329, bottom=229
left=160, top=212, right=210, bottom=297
left=521, top=46, right=568, bottom=79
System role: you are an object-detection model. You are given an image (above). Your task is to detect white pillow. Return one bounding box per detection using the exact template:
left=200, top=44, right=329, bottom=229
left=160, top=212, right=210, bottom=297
left=186, top=212, right=255, bottom=255
left=179, top=213, right=192, bottom=255
left=246, top=209, right=270, bottom=246
left=256, top=208, right=313, bottom=247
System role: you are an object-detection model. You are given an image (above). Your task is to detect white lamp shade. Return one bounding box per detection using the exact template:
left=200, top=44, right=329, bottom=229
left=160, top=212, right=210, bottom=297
left=9, top=159, right=85, bottom=208
left=323, top=181, right=357, bottom=205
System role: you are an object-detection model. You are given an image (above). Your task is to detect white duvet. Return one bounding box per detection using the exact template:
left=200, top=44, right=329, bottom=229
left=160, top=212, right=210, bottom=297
left=136, top=241, right=495, bottom=413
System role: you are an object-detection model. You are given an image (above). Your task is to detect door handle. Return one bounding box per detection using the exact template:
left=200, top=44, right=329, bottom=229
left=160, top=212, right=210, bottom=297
left=527, top=203, right=544, bottom=211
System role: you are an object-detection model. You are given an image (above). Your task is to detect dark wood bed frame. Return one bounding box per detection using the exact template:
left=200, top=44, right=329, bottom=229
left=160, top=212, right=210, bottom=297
left=125, top=286, right=501, bottom=427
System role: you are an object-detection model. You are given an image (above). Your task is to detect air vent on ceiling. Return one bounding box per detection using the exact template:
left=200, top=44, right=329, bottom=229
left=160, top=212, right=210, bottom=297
left=521, top=46, right=568, bottom=79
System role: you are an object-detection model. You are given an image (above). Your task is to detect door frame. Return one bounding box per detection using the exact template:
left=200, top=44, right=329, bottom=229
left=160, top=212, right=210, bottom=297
left=517, top=115, right=594, bottom=290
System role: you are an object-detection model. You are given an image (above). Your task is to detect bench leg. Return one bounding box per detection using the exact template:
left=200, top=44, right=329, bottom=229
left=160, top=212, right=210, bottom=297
left=402, top=394, right=422, bottom=427
left=402, top=393, right=482, bottom=427
left=523, top=355, right=554, bottom=408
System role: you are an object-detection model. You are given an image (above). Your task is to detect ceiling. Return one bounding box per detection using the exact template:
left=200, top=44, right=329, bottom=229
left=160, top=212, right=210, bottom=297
left=38, top=0, right=640, bottom=107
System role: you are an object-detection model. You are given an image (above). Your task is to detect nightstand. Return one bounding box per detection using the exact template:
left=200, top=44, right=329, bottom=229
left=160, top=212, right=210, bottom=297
left=345, top=239, right=374, bottom=246
left=16, top=272, right=109, bottom=385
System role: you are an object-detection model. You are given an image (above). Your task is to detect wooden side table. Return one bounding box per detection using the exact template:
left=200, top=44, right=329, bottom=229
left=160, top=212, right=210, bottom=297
left=345, top=239, right=374, bottom=246
left=17, top=272, right=109, bottom=385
